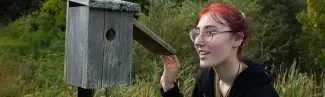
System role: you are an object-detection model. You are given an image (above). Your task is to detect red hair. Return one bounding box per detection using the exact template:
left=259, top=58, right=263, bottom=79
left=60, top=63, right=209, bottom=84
left=197, top=3, right=249, bottom=60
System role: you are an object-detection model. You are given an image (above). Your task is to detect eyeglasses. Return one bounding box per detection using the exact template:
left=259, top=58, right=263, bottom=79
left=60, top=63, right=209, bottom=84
left=189, top=28, right=238, bottom=43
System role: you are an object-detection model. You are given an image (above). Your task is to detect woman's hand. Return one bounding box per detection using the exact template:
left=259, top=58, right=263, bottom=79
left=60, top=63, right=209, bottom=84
left=160, top=55, right=181, bottom=92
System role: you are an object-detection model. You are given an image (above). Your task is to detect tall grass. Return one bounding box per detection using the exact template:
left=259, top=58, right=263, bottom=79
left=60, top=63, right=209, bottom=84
left=1, top=29, right=325, bottom=97
left=2, top=52, right=324, bottom=97
left=274, top=60, right=325, bottom=97
left=91, top=59, right=325, bottom=97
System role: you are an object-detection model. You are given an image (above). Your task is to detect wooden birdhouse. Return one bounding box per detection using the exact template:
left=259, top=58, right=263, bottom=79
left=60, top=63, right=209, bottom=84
left=65, top=0, right=176, bottom=89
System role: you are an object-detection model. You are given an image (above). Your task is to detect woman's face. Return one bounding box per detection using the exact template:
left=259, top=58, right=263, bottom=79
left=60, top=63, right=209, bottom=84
left=194, top=13, right=239, bottom=68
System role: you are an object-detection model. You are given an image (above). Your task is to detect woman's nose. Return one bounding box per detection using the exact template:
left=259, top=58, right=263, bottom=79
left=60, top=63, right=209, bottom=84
left=194, top=35, right=205, bottom=47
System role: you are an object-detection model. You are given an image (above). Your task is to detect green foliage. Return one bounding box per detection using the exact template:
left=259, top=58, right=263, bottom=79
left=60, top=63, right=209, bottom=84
left=274, top=60, right=325, bottom=97
left=0, top=0, right=65, bottom=56
left=223, top=0, right=305, bottom=69
left=296, top=0, right=325, bottom=69
left=0, top=0, right=68, bottom=96
left=293, top=32, right=325, bottom=70
left=132, top=0, right=204, bottom=79
left=0, top=0, right=45, bottom=24
left=0, top=0, right=325, bottom=96
left=31, top=0, right=65, bottom=55
left=297, top=0, right=325, bottom=38
left=33, top=0, right=65, bottom=48
left=129, top=1, right=203, bottom=96
left=316, top=50, right=325, bottom=68
left=15, top=53, right=75, bottom=97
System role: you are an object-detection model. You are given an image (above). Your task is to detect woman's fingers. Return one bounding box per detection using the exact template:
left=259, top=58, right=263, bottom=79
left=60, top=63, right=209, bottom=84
left=160, top=55, right=180, bottom=68
left=160, top=55, right=180, bottom=86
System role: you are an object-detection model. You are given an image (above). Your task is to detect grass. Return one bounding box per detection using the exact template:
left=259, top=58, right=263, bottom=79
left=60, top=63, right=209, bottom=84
left=273, top=61, right=325, bottom=97
left=99, top=59, right=325, bottom=97
left=0, top=36, right=323, bottom=97
left=1, top=50, right=325, bottom=97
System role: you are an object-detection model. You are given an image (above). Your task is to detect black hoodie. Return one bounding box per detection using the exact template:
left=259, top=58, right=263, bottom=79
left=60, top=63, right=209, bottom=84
left=160, top=58, right=279, bottom=97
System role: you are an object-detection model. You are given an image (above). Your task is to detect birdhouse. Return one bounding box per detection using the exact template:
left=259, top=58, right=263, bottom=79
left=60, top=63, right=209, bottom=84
left=65, top=0, right=176, bottom=89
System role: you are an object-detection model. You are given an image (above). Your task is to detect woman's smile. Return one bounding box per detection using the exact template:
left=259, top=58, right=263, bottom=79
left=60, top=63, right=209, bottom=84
left=198, top=49, right=211, bottom=59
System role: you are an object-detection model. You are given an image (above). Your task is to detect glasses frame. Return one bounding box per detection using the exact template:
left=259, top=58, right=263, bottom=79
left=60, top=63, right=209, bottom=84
left=189, top=28, right=239, bottom=43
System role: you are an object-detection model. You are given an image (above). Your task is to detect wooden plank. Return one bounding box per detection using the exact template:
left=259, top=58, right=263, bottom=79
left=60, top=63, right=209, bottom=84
left=65, top=6, right=89, bottom=88
left=66, top=6, right=78, bottom=86
left=133, top=19, right=176, bottom=55
left=102, top=11, right=133, bottom=87
left=64, top=0, right=69, bottom=86
left=78, top=6, right=89, bottom=88
left=86, top=8, right=105, bottom=88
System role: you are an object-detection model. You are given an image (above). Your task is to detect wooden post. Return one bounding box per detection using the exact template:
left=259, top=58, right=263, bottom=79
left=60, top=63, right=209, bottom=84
left=78, top=87, right=95, bottom=97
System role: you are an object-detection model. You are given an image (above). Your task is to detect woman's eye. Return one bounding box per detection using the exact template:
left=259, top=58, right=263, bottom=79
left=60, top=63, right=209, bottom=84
left=194, top=32, right=199, bottom=35
left=207, top=30, right=217, bottom=35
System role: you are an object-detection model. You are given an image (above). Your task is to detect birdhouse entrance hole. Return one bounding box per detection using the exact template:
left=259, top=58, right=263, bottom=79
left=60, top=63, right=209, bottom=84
left=106, top=29, right=116, bottom=41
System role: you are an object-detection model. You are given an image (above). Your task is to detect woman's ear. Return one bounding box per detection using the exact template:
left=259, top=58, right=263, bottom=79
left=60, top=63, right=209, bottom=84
left=232, top=32, right=244, bottom=47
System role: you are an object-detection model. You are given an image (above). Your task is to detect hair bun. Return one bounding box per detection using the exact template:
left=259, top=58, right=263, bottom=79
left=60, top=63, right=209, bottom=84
left=240, top=12, right=246, bottom=18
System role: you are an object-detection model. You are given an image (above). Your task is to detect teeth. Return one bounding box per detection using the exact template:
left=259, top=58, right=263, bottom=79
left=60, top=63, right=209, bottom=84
left=201, top=53, right=208, bottom=55
left=200, top=51, right=209, bottom=55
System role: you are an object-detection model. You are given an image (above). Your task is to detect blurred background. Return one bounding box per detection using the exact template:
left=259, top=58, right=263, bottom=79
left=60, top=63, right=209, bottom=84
left=0, top=0, right=324, bottom=96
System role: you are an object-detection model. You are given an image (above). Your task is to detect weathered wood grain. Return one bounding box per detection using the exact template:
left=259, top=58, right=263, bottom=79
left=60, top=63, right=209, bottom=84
left=65, top=6, right=89, bottom=88
left=68, top=0, right=140, bottom=11
left=66, top=0, right=176, bottom=89
left=102, top=11, right=133, bottom=87
left=86, top=8, right=105, bottom=88
left=133, top=19, right=176, bottom=55
left=66, top=6, right=134, bottom=88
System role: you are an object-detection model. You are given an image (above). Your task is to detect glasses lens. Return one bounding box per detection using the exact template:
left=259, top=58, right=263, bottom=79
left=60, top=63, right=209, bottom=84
left=202, top=29, right=213, bottom=43
left=189, top=29, right=198, bottom=42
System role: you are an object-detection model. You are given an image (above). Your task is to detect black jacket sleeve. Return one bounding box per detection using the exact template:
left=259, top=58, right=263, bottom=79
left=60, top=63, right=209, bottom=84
left=160, top=82, right=183, bottom=97
left=160, top=69, right=207, bottom=97
left=160, top=77, right=204, bottom=97
left=159, top=81, right=205, bottom=97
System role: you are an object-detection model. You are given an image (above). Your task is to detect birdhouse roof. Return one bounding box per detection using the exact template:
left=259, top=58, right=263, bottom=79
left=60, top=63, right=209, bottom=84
left=69, top=0, right=140, bottom=11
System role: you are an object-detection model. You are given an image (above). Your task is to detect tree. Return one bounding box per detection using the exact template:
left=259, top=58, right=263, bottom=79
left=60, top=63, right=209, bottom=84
left=0, top=0, right=45, bottom=25
left=297, top=0, right=325, bottom=38
left=222, top=0, right=305, bottom=69
left=296, top=0, right=325, bottom=69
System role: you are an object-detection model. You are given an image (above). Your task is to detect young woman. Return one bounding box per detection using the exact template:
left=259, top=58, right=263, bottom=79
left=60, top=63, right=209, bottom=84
left=159, top=3, right=279, bottom=97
